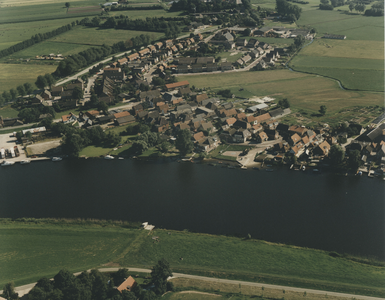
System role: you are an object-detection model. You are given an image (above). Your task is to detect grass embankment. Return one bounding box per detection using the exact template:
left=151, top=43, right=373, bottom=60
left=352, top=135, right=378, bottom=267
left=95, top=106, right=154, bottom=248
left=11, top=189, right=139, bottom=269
left=0, top=219, right=384, bottom=297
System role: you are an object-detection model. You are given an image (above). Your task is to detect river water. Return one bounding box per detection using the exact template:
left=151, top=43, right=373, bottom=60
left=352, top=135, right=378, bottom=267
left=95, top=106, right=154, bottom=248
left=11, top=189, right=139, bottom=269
left=0, top=159, right=384, bottom=260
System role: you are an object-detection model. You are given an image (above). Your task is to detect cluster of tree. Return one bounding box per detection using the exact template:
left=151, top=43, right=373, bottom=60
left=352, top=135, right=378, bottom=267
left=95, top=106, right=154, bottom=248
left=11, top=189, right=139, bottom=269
left=216, top=89, right=233, bottom=98
left=0, top=23, right=75, bottom=59
left=351, top=2, right=366, bottom=12
left=329, top=144, right=361, bottom=171
left=319, top=0, right=345, bottom=9
left=61, top=125, right=121, bottom=157
left=110, top=4, right=163, bottom=11
left=287, top=0, right=309, bottom=4
left=131, top=131, right=163, bottom=155
left=17, top=105, right=55, bottom=124
left=276, top=0, right=302, bottom=21
left=54, top=45, right=113, bottom=77
left=278, top=98, right=290, bottom=108
left=170, top=0, right=236, bottom=13
left=287, top=34, right=306, bottom=52
left=36, top=73, right=56, bottom=89
left=89, top=63, right=105, bottom=75
left=364, top=3, right=383, bottom=15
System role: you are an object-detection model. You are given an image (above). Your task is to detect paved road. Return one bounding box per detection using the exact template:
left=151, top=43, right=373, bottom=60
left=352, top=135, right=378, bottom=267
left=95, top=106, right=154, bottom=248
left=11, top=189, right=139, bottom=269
left=8, top=267, right=385, bottom=300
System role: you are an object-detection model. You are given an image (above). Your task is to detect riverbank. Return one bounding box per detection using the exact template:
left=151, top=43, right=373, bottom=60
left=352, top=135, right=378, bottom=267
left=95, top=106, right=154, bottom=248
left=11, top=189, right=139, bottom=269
left=0, top=218, right=384, bottom=298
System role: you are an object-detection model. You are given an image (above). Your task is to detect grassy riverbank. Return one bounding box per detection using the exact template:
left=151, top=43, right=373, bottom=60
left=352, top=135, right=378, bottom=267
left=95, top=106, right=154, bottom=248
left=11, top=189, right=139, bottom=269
left=0, top=218, right=384, bottom=297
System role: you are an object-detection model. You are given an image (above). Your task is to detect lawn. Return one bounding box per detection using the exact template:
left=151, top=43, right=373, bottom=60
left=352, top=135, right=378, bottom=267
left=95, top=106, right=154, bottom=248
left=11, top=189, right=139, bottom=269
left=0, top=106, right=20, bottom=119
left=79, top=145, right=112, bottom=157
left=0, top=63, right=57, bottom=94
left=1, top=220, right=384, bottom=297
left=50, top=27, right=165, bottom=47
left=177, top=70, right=384, bottom=115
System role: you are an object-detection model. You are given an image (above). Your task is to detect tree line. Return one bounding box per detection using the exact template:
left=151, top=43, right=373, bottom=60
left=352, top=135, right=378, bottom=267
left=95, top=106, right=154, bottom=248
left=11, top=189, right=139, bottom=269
left=1, top=259, right=174, bottom=300
left=0, top=23, right=75, bottom=59
left=109, top=4, right=164, bottom=11
left=170, top=0, right=236, bottom=13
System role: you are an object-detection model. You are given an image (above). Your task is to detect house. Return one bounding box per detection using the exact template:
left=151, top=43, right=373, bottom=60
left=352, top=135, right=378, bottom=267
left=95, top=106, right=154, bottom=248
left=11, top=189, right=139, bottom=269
left=221, top=62, right=233, bottom=71
left=196, top=57, right=215, bottom=65
left=265, top=129, right=280, bottom=140
left=234, top=129, right=251, bottom=143
left=247, top=38, right=259, bottom=48
left=86, top=110, right=100, bottom=119
left=117, top=276, right=137, bottom=293
left=193, top=131, right=205, bottom=142
left=118, top=57, right=128, bottom=65
left=236, top=38, right=248, bottom=46
left=323, top=34, right=346, bottom=40
left=242, top=55, right=252, bottom=64
left=178, top=87, right=192, bottom=96
left=255, top=113, right=271, bottom=124
left=233, top=120, right=251, bottom=129
left=256, top=131, right=268, bottom=143
left=191, top=64, right=204, bottom=73
left=103, top=68, right=125, bottom=80
left=289, top=133, right=301, bottom=145
left=254, top=27, right=274, bottom=36
left=195, top=107, right=215, bottom=117
left=115, top=115, right=136, bottom=126
left=246, top=103, right=268, bottom=113
left=196, top=136, right=219, bottom=152
left=114, top=111, right=131, bottom=119
left=128, top=53, right=140, bottom=61
left=313, top=141, right=331, bottom=156
left=42, top=90, right=52, bottom=100
left=194, top=93, right=208, bottom=104
left=165, top=81, right=189, bottom=91
left=236, top=59, right=244, bottom=66
left=220, top=108, right=237, bottom=118
left=250, top=50, right=259, bottom=59
left=133, top=104, right=144, bottom=115
left=206, top=63, right=218, bottom=72
left=199, top=121, right=214, bottom=133
left=62, top=113, right=77, bottom=124
left=288, top=125, right=307, bottom=136
left=269, top=108, right=285, bottom=119
left=51, top=86, right=63, bottom=96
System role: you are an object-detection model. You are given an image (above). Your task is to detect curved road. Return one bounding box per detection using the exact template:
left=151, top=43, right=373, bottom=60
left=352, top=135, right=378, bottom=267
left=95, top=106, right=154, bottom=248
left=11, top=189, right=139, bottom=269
left=8, top=267, right=384, bottom=300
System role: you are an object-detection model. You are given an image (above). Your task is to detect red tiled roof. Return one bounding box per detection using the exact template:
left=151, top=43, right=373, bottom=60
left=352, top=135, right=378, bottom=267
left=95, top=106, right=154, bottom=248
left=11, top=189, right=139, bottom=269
left=114, top=111, right=130, bottom=119
left=117, top=276, right=137, bottom=293
left=165, top=81, right=189, bottom=90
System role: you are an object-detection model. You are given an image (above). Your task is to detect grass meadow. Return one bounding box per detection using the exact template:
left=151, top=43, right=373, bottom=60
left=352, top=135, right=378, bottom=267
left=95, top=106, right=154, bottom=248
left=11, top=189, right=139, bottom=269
left=177, top=70, right=383, bottom=114
left=0, top=63, right=57, bottom=94
left=0, top=220, right=384, bottom=297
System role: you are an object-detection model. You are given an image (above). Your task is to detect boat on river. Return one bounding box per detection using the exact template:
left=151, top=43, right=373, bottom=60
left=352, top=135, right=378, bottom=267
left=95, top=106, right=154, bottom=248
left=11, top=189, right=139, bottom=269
left=20, top=160, right=31, bottom=164
left=52, top=157, right=62, bottom=162
left=104, top=155, right=114, bottom=160
left=1, top=160, right=15, bottom=166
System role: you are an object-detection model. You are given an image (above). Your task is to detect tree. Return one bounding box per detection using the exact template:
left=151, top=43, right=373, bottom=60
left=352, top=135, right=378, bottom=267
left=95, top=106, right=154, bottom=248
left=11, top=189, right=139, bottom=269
left=348, top=150, right=361, bottom=171
left=319, top=105, right=327, bottom=116
left=24, top=82, right=34, bottom=95
left=1, top=282, right=19, bottom=300
left=294, top=35, right=305, bottom=48
left=175, top=129, right=194, bottom=156
left=97, top=101, right=108, bottom=114
left=159, top=141, right=171, bottom=153
left=113, top=268, right=130, bottom=287
left=349, top=2, right=355, bottom=11
left=151, top=259, right=173, bottom=295
left=2, top=91, right=11, bottom=101
left=72, top=86, right=83, bottom=100
left=278, top=98, right=290, bottom=108
left=17, top=85, right=26, bottom=97
left=44, top=73, right=55, bottom=87
left=62, top=133, right=85, bottom=157
left=329, top=144, right=345, bottom=166
left=65, top=2, right=70, bottom=8
left=35, top=75, right=48, bottom=89
left=131, top=140, right=148, bottom=155
left=243, top=28, right=251, bottom=36
left=152, top=77, right=165, bottom=86
left=9, top=88, right=17, bottom=100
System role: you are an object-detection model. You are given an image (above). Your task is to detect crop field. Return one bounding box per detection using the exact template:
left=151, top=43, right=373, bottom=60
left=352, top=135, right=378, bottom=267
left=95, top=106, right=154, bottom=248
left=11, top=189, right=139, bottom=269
left=0, top=0, right=102, bottom=8
left=177, top=70, right=384, bottom=113
left=0, top=221, right=384, bottom=297
left=0, top=63, right=57, bottom=94
left=50, top=27, right=164, bottom=46
left=108, top=9, right=182, bottom=19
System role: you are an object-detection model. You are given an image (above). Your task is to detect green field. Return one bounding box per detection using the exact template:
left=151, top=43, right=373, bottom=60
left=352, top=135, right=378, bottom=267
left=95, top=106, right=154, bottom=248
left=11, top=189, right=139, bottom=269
left=50, top=27, right=164, bottom=47
left=177, top=70, right=384, bottom=114
left=0, top=220, right=384, bottom=297
left=0, top=63, right=57, bottom=94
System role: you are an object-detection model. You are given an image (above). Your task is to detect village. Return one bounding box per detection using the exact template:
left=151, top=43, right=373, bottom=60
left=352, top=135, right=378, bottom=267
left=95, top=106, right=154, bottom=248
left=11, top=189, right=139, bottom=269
left=0, top=27, right=383, bottom=177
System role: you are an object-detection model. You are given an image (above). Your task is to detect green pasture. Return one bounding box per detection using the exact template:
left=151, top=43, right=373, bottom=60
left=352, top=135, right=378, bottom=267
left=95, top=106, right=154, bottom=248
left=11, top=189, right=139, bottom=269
left=0, top=223, right=142, bottom=286
left=0, top=18, right=83, bottom=52
left=298, top=10, right=384, bottom=41
left=0, top=106, right=20, bottom=119
left=289, top=56, right=384, bottom=91
left=0, top=2, right=100, bottom=24
left=50, top=27, right=164, bottom=46
left=0, top=221, right=384, bottom=297
left=0, top=0, right=101, bottom=8
left=301, top=39, right=384, bottom=60
left=177, top=70, right=384, bottom=114
left=2, top=41, right=95, bottom=61
left=0, top=63, right=57, bottom=94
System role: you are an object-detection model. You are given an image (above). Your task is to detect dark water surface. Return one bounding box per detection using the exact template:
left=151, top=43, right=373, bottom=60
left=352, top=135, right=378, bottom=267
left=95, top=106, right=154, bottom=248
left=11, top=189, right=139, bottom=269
left=0, top=159, right=384, bottom=259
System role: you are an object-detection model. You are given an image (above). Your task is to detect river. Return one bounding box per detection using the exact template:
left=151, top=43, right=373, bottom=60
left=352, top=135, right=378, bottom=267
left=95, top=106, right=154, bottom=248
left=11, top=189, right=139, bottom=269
left=0, top=159, right=384, bottom=260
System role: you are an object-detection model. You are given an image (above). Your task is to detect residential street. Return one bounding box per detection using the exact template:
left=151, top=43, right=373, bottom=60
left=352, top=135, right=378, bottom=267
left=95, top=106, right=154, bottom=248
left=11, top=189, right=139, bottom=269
left=7, top=267, right=384, bottom=300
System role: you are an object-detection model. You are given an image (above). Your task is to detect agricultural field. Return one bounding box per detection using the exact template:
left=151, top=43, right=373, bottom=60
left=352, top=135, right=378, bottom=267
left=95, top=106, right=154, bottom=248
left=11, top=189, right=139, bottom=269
left=50, top=27, right=164, bottom=47
left=107, top=9, right=182, bottom=19
left=177, top=70, right=383, bottom=115
left=0, top=63, right=57, bottom=94
left=0, top=220, right=384, bottom=297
